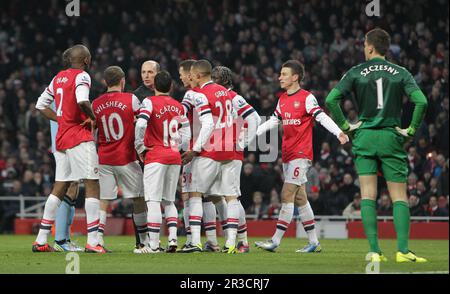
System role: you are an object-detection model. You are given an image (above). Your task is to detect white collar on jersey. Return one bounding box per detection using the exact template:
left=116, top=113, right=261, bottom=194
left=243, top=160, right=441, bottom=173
left=200, top=81, right=214, bottom=89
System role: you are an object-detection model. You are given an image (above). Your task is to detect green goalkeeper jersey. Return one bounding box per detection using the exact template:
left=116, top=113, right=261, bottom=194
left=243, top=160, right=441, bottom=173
left=328, top=57, right=427, bottom=131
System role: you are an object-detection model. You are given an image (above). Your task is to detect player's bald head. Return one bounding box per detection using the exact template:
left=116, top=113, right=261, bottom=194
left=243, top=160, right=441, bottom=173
left=68, top=44, right=91, bottom=68
left=192, top=60, right=212, bottom=77
left=141, top=60, right=161, bottom=72
left=62, top=47, right=72, bottom=67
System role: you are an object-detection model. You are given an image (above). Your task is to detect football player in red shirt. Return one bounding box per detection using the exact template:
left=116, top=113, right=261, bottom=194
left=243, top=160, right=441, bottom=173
left=135, top=71, right=191, bottom=253
left=92, top=66, right=148, bottom=253
left=34, top=45, right=106, bottom=253
left=255, top=60, right=349, bottom=253
left=181, top=60, right=240, bottom=253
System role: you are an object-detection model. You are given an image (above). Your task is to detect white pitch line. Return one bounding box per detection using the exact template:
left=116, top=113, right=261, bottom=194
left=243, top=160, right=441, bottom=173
left=383, top=271, right=449, bottom=274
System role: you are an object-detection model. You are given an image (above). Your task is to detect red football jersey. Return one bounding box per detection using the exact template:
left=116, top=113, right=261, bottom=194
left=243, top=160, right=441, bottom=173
left=193, top=82, right=235, bottom=161
left=275, top=89, right=322, bottom=163
left=92, top=92, right=140, bottom=166
left=46, top=69, right=94, bottom=151
left=139, top=95, right=186, bottom=165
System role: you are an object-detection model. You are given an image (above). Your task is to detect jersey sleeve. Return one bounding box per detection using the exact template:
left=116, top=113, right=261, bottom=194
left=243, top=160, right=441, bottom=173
left=131, top=94, right=142, bottom=115
left=193, top=93, right=211, bottom=117
left=402, top=70, right=421, bottom=97
left=181, top=90, right=195, bottom=116
left=75, top=72, right=91, bottom=103
left=137, top=98, right=153, bottom=121
left=334, top=68, right=355, bottom=95
left=232, top=94, right=256, bottom=119
left=305, top=94, right=323, bottom=118
left=36, top=77, right=56, bottom=110
left=274, top=99, right=282, bottom=120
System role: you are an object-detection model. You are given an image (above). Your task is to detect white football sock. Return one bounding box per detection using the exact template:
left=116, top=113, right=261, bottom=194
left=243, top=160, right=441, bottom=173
left=36, top=194, right=61, bottom=245
left=162, top=200, right=178, bottom=242
left=225, top=199, right=239, bottom=248
left=203, top=201, right=217, bottom=245
left=272, top=202, right=294, bottom=246
left=133, top=211, right=149, bottom=245
left=237, top=201, right=248, bottom=245
left=183, top=199, right=191, bottom=245
left=215, top=198, right=228, bottom=239
left=98, top=209, right=107, bottom=246
left=189, top=197, right=202, bottom=246
left=299, top=201, right=319, bottom=245
left=85, top=197, right=100, bottom=247
left=147, top=201, right=162, bottom=249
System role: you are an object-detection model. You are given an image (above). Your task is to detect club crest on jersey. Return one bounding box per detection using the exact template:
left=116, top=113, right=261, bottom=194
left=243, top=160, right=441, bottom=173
left=294, top=101, right=301, bottom=109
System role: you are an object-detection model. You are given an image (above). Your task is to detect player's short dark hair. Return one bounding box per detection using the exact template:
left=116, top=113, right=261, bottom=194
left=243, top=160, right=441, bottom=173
left=104, top=66, right=125, bottom=87
left=211, top=66, right=234, bottom=88
left=179, top=59, right=196, bottom=72
left=366, top=28, right=391, bottom=56
left=282, top=60, right=305, bottom=83
left=154, top=70, right=172, bottom=93
left=192, top=60, right=212, bottom=77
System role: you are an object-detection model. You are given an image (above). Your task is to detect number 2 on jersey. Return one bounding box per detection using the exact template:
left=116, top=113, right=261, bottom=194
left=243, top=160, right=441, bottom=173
left=56, top=88, right=64, bottom=116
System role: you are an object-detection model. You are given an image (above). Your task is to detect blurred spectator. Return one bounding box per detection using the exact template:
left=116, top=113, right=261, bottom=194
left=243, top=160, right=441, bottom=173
left=409, top=194, right=425, bottom=216
left=425, top=196, right=449, bottom=216
left=342, top=193, right=362, bottom=218
left=377, top=193, right=393, bottom=216
left=308, top=185, right=327, bottom=215
left=246, top=191, right=268, bottom=220
left=266, top=189, right=281, bottom=218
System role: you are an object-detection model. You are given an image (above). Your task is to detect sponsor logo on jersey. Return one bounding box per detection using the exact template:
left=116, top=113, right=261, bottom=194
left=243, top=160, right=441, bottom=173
left=282, top=119, right=302, bottom=126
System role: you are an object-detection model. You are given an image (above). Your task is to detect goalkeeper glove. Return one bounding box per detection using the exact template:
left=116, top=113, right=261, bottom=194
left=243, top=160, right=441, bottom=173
left=341, top=121, right=362, bottom=137
left=395, top=126, right=416, bottom=145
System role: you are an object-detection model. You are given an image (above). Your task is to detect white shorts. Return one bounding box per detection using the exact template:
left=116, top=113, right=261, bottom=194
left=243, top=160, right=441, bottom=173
left=282, top=158, right=311, bottom=186
left=54, top=141, right=99, bottom=182
left=181, top=161, right=193, bottom=194
left=144, top=163, right=180, bottom=202
left=99, top=161, right=144, bottom=200
left=206, top=160, right=242, bottom=197
left=188, top=156, right=237, bottom=196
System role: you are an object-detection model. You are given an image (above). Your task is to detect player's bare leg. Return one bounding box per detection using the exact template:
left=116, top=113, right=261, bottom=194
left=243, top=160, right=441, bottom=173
left=33, top=181, right=71, bottom=252
left=83, top=179, right=107, bottom=253
left=387, top=181, right=427, bottom=262
left=294, top=185, right=321, bottom=253
left=255, top=183, right=298, bottom=252
left=202, top=196, right=220, bottom=252
left=359, top=175, right=386, bottom=261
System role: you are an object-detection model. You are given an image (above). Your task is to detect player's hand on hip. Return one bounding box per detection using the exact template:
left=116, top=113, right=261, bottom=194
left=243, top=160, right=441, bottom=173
left=338, top=132, right=350, bottom=145
left=80, top=118, right=96, bottom=133
left=395, top=127, right=412, bottom=137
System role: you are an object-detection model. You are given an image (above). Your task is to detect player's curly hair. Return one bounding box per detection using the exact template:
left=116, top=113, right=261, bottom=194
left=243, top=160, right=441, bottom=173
left=212, top=66, right=234, bottom=89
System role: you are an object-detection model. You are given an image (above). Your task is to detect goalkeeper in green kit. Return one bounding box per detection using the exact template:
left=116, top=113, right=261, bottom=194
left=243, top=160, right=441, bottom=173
left=325, top=28, right=428, bottom=263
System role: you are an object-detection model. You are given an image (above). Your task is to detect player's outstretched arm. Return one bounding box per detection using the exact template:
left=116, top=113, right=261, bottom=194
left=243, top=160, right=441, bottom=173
left=256, top=115, right=280, bottom=136
left=307, top=94, right=348, bottom=144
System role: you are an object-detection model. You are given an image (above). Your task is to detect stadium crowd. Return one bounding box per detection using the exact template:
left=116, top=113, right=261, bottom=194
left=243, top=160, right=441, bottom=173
left=0, top=0, right=448, bottom=232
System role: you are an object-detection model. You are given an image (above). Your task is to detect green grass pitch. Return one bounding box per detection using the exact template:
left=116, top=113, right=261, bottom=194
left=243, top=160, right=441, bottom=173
left=0, top=235, right=447, bottom=274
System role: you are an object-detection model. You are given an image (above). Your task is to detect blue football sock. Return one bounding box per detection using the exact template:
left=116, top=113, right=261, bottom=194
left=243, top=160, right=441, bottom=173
left=55, top=196, right=72, bottom=242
